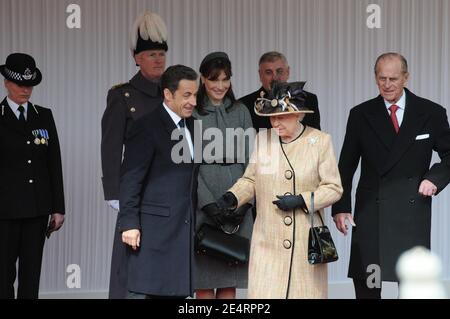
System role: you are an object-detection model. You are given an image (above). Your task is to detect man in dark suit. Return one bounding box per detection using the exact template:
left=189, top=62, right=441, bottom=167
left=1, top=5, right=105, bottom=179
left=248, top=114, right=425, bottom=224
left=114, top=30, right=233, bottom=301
left=101, top=11, right=167, bottom=298
left=332, top=52, right=450, bottom=299
left=119, top=65, right=199, bottom=298
left=0, top=53, right=65, bottom=299
left=239, top=51, right=321, bottom=130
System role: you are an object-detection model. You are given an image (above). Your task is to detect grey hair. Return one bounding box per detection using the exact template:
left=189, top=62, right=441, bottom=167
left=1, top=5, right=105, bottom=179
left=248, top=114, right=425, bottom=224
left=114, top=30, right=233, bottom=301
left=258, top=51, right=289, bottom=66
left=374, top=52, right=408, bottom=75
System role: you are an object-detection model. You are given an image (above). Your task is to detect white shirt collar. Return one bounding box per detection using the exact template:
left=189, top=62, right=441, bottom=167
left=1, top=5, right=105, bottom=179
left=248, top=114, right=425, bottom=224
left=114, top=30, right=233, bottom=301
left=384, top=89, right=406, bottom=110
left=7, top=97, right=28, bottom=114
left=162, top=102, right=183, bottom=127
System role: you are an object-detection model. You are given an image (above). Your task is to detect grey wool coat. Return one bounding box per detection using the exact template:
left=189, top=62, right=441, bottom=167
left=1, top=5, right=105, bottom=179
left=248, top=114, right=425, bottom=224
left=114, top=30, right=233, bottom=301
left=193, top=97, right=254, bottom=289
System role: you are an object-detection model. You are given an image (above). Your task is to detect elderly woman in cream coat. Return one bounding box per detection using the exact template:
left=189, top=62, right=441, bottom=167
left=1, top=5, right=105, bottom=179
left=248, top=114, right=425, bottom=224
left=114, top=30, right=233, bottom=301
left=217, top=82, right=343, bottom=299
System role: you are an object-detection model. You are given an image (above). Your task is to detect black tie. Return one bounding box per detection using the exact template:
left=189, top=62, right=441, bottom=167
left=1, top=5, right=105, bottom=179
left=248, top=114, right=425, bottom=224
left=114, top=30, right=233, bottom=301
left=178, top=119, right=191, bottom=160
left=18, top=105, right=26, bottom=127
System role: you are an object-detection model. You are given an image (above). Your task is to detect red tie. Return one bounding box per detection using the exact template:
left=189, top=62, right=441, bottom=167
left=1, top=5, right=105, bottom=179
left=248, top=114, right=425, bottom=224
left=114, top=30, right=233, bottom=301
left=389, top=105, right=400, bottom=133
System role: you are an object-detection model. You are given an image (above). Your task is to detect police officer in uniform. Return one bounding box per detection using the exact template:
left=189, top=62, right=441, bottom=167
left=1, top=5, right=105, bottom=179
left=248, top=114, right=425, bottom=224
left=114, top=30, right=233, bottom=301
left=100, top=11, right=168, bottom=299
left=0, top=53, right=65, bottom=299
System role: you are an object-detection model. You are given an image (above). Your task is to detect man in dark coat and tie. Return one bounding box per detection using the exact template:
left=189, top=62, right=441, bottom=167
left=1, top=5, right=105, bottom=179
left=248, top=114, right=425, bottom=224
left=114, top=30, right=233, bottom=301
left=239, top=51, right=321, bottom=130
left=101, top=11, right=168, bottom=298
left=0, top=53, right=65, bottom=299
left=119, top=65, right=199, bottom=298
left=332, top=52, right=450, bottom=299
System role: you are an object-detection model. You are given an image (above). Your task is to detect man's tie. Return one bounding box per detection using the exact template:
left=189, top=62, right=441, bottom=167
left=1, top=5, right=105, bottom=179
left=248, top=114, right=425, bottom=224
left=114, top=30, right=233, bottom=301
left=389, top=105, right=400, bottom=133
left=18, top=105, right=26, bottom=127
left=177, top=118, right=190, bottom=160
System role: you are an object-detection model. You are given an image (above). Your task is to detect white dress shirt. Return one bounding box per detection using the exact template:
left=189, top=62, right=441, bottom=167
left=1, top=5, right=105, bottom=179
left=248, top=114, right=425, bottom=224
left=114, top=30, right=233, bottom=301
left=384, top=90, right=406, bottom=127
left=163, top=102, right=194, bottom=159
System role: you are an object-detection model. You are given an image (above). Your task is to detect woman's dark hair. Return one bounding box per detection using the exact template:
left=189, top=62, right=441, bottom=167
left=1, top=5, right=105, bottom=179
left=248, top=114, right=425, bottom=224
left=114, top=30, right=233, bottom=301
left=197, top=54, right=236, bottom=115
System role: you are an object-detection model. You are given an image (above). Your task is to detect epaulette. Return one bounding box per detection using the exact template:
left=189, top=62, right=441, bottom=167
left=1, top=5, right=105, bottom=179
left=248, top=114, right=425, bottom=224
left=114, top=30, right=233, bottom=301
left=110, top=82, right=127, bottom=90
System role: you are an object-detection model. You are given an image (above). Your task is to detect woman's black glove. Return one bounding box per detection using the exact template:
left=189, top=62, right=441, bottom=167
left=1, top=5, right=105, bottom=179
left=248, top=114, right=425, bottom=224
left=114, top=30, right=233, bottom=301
left=201, top=203, right=227, bottom=227
left=217, top=192, right=238, bottom=210
left=223, top=203, right=252, bottom=226
left=272, top=194, right=307, bottom=212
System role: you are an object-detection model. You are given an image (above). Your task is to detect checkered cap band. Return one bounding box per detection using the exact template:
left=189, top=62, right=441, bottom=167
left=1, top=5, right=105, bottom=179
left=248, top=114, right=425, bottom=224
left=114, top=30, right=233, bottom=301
left=4, top=67, right=37, bottom=82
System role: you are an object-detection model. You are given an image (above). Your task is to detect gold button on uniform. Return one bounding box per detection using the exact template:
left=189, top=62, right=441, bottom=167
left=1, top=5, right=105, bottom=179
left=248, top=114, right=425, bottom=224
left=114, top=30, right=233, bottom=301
left=283, top=240, right=292, bottom=249
left=285, top=170, right=293, bottom=180
left=284, top=216, right=292, bottom=226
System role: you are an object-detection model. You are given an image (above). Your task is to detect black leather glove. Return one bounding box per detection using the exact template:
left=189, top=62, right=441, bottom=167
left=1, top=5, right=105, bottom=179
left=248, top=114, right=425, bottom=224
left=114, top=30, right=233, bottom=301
left=217, top=192, right=238, bottom=210
left=224, top=203, right=252, bottom=226
left=272, top=194, right=307, bottom=212
left=201, top=203, right=226, bottom=227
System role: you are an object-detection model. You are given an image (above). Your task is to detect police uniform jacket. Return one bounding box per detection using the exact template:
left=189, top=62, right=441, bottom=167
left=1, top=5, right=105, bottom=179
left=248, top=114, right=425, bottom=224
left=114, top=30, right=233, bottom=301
left=0, top=98, right=65, bottom=219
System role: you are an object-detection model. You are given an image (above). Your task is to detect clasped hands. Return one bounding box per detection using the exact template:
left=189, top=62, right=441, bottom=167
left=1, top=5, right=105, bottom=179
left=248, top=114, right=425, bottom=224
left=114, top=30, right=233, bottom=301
left=202, top=192, right=251, bottom=233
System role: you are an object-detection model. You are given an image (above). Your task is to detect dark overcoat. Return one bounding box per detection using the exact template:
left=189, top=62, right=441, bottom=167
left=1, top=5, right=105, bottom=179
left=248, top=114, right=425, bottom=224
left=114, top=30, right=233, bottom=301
left=101, top=71, right=162, bottom=298
left=101, top=72, right=162, bottom=200
left=119, top=105, right=199, bottom=296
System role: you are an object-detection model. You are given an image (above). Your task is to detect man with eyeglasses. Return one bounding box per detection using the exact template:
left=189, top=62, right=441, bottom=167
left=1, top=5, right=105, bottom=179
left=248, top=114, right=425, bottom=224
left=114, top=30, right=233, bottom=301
left=240, top=51, right=321, bottom=131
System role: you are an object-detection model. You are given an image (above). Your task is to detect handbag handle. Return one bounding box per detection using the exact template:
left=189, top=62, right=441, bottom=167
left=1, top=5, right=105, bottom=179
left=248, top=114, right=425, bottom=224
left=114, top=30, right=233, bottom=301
left=309, top=192, right=325, bottom=227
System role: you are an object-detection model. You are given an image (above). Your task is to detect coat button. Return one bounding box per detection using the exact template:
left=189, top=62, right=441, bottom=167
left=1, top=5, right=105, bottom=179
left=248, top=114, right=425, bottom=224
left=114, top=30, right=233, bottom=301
left=184, top=220, right=189, bottom=224
left=29, top=179, right=34, bottom=184
left=409, top=199, right=415, bottom=204
left=124, top=92, right=130, bottom=97
left=27, top=160, right=32, bottom=164
left=285, top=170, right=293, bottom=180
left=283, top=240, right=292, bottom=249
left=284, top=216, right=292, bottom=226
left=27, top=141, right=31, bottom=145
left=130, top=107, right=136, bottom=113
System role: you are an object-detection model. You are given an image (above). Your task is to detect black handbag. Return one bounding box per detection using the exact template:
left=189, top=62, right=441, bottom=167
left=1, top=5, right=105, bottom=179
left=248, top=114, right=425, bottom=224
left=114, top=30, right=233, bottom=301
left=307, top=192, right=339, bottom=265
left=195, top=223, right=250, bottom=265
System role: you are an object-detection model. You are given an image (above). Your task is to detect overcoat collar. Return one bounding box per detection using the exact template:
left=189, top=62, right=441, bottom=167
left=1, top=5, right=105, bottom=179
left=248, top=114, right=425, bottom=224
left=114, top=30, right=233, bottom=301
left=363, top=89, right=429, bottom=175
left=157, top=103, right=196, bottom=148
left=129, top=71, right=160, bottom=97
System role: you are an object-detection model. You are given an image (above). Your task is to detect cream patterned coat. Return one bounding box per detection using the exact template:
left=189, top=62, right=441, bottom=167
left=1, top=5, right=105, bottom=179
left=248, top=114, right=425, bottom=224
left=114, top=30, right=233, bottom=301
left=229, top=126, right=343, bottom=299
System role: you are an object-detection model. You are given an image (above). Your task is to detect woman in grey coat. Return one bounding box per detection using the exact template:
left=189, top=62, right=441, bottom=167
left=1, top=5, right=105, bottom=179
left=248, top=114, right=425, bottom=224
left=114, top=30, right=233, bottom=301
left=193, top=52, right=254, bottom=299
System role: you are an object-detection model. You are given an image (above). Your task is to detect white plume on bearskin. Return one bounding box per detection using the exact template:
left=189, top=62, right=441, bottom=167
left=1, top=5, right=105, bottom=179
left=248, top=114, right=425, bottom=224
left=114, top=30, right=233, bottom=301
left=130, top=11, right=168, bottom=54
